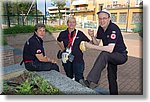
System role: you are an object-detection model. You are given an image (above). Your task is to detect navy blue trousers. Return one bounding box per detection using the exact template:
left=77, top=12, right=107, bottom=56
left=62, top=61, right=85, bottom=82
left=87, top=51, right=128, bottom=95
left=25, top=61, right=59, bottom=72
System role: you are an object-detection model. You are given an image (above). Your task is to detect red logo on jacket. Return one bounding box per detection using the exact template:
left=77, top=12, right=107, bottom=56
left=111, top=34, right=116, bottom=39
left=36, top=49, right=42, bottom=54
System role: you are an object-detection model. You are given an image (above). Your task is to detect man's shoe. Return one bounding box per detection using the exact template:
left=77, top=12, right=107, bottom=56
left=79, top=79, right=90, bottom=87
left=89, top=82, right=99, bottom=89
left=84, top=80, right=90, bottom=87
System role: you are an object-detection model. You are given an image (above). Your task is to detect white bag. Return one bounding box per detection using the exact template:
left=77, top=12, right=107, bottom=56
left=61, top=52, right=70, bottom=63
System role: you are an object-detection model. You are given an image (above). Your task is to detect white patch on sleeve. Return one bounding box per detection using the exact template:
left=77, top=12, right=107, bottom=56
left=111, top=34, right=116, bottom=39
left=36, top=49, right=42, bottom=53
left=109, top=43, right=115, bottom=45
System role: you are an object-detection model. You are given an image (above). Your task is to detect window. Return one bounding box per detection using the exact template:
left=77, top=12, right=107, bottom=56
left=136, top=0, right=143, bottom=5
left=113, top=0, right=118, bottom=7
left=132, top=12, right=143, bottom=23
left=111, top=13, right=117, bottom=22
left=119, top=13, right=127, bottom=24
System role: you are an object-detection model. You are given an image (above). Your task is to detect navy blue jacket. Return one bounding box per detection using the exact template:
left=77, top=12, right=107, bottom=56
left=23, top=33, right=45, bottom=62
left=57, top=29, right=90, bottom=63
left=96, top=21, right=127, bottom=53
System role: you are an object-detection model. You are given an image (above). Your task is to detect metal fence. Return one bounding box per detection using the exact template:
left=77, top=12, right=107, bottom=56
left=2, top=14, right=45, bottom=27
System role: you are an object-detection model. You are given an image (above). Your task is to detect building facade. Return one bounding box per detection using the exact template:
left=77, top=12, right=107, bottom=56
left=47, top=6, right=70, bottom=24
left=70, top=0, right=143, bottom=32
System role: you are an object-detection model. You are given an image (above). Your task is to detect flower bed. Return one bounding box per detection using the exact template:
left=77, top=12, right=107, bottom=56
left=2, top=71, right=63, bottom=95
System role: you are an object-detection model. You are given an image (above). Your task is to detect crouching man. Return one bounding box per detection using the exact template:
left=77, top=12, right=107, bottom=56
left=22, top=23, right=59, bottom=72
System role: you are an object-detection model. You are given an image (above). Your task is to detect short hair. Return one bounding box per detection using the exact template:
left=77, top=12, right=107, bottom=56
left=97, top=9, right=111, bottom=18
left=34, top=23, right=45, bottom=31
left=67, top=16, right=76, bottom=24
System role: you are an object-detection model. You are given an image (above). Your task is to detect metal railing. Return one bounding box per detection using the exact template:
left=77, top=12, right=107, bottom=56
left=2, top=14, right=45, bottom=27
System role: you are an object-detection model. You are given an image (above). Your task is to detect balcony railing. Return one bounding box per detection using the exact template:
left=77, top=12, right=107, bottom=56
left=106, top=3, right=143, bottom=9
left=72, top=0, right=88, bottom=6
left=71, top=7, right=94, bottom=13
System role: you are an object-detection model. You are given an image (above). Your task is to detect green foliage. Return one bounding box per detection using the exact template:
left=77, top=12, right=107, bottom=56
left=3, top=25, right=67, bottom=35
left=3, top=25, right=34, bottom=35
left=2, top=37, right=8, bottom=45
left=51, top=0, right=66, bottom=25
left=32, top=75, right=61, bottom=95
left=46, top=26, right=56, bottom=32
left=9, top=71, right=63, bottom=95
left=55, top=25, right=67, bottom=30
left=2, top=1, right=42, bottom=15
left=3, top=82, right=9, bottom=93
left=3, top=81, right=19, bottom=95
left=132, top=23, right=143, bottom=33
left=46, top=25, right=67, bottom=33
left=132, top=23, right=143, bottom=37
left=15, top=79, right=33, bottom=95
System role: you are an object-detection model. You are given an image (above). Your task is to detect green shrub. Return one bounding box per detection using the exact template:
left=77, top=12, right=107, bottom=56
left=32, top=75, right=61, bottom=95
left=3, top=24, right=67, bottom=35
left=46, top=25, right=56, bottom=32
left=55, top=25, right=67, bottom=30
left=13, top=72, right=63, bottom=95
left=2, top=37, right=8, bottom=45
left=46, top=25, right=67, bottom=33
left=132, top=23, right=143, bottom=33
left=132, top=23, right=143, bottom=37
left=3, top=25, right=34, bottom=35
left=15, top=79, right=33, bottom=95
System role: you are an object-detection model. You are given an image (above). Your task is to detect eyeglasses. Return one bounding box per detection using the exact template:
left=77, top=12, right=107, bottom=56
left=99, top=17, right=109, bottom=21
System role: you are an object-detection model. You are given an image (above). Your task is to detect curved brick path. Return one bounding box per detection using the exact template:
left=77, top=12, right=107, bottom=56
left=50, top=29, right=142, bottom=95
left=4, top=28, right=143, bottom=95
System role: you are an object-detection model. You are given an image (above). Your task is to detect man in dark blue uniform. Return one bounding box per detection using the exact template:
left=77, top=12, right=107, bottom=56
left=57, top=16, right=90, bottom=83
left=22, top=23, right=59, bottom=72
left=83, top=9, right=128, bottom=95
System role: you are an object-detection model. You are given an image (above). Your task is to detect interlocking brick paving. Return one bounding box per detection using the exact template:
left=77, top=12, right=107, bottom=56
left=4, top=29, right=143, bottom=95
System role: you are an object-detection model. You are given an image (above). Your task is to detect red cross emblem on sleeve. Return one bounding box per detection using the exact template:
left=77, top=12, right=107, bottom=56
left=111, top=34, right=116, bottom=39
left=36, top=49, right=42, bottom=53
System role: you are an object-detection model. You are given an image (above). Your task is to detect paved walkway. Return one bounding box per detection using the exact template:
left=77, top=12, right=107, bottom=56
left=49, top=28, right=143, bottom=95
left=3, top=28, right=143, bottom=95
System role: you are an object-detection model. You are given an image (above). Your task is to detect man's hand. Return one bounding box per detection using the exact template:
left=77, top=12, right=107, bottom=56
left=85, top=42, right=94, bottom=49
left=88, top=29, right=94, bottom=37
left=50, top=59, right=57, bottom=63
left=47, top=57, right=57, bottom=63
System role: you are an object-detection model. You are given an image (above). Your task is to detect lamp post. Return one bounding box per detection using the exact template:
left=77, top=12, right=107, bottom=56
left=35, top=0, right=38, bottom=24
left=45, top=0, right=47, bottom=24
left=126, top=0, right=130, bottom=32
left=6, top=1, right=10, bottom=27
left=17, top=1, right=19, bottom=25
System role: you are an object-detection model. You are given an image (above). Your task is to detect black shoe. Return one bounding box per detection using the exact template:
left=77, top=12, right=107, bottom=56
left=79, top=79, right=90, bottom=87
left=84, top=80, right=90, bottom=87
left=79, top=79, right=86, bottom=87
left=89, top=82, right=99, bottom=89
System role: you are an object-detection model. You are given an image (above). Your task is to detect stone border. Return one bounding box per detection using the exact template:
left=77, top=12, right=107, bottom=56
left=36, top=70, right=98, bottom=95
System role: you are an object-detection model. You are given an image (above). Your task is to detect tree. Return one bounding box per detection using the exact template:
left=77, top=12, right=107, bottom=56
left=2, top=1, right=43, bottom=26
left=2, top=1, right=42, bottom=15
left=51, top=0, right=66, bottom=25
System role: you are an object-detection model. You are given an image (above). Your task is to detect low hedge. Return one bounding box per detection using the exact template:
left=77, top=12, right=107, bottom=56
left=3, top=25, right=34, bottom=35
left=2, top=24, right=67, bottom=45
